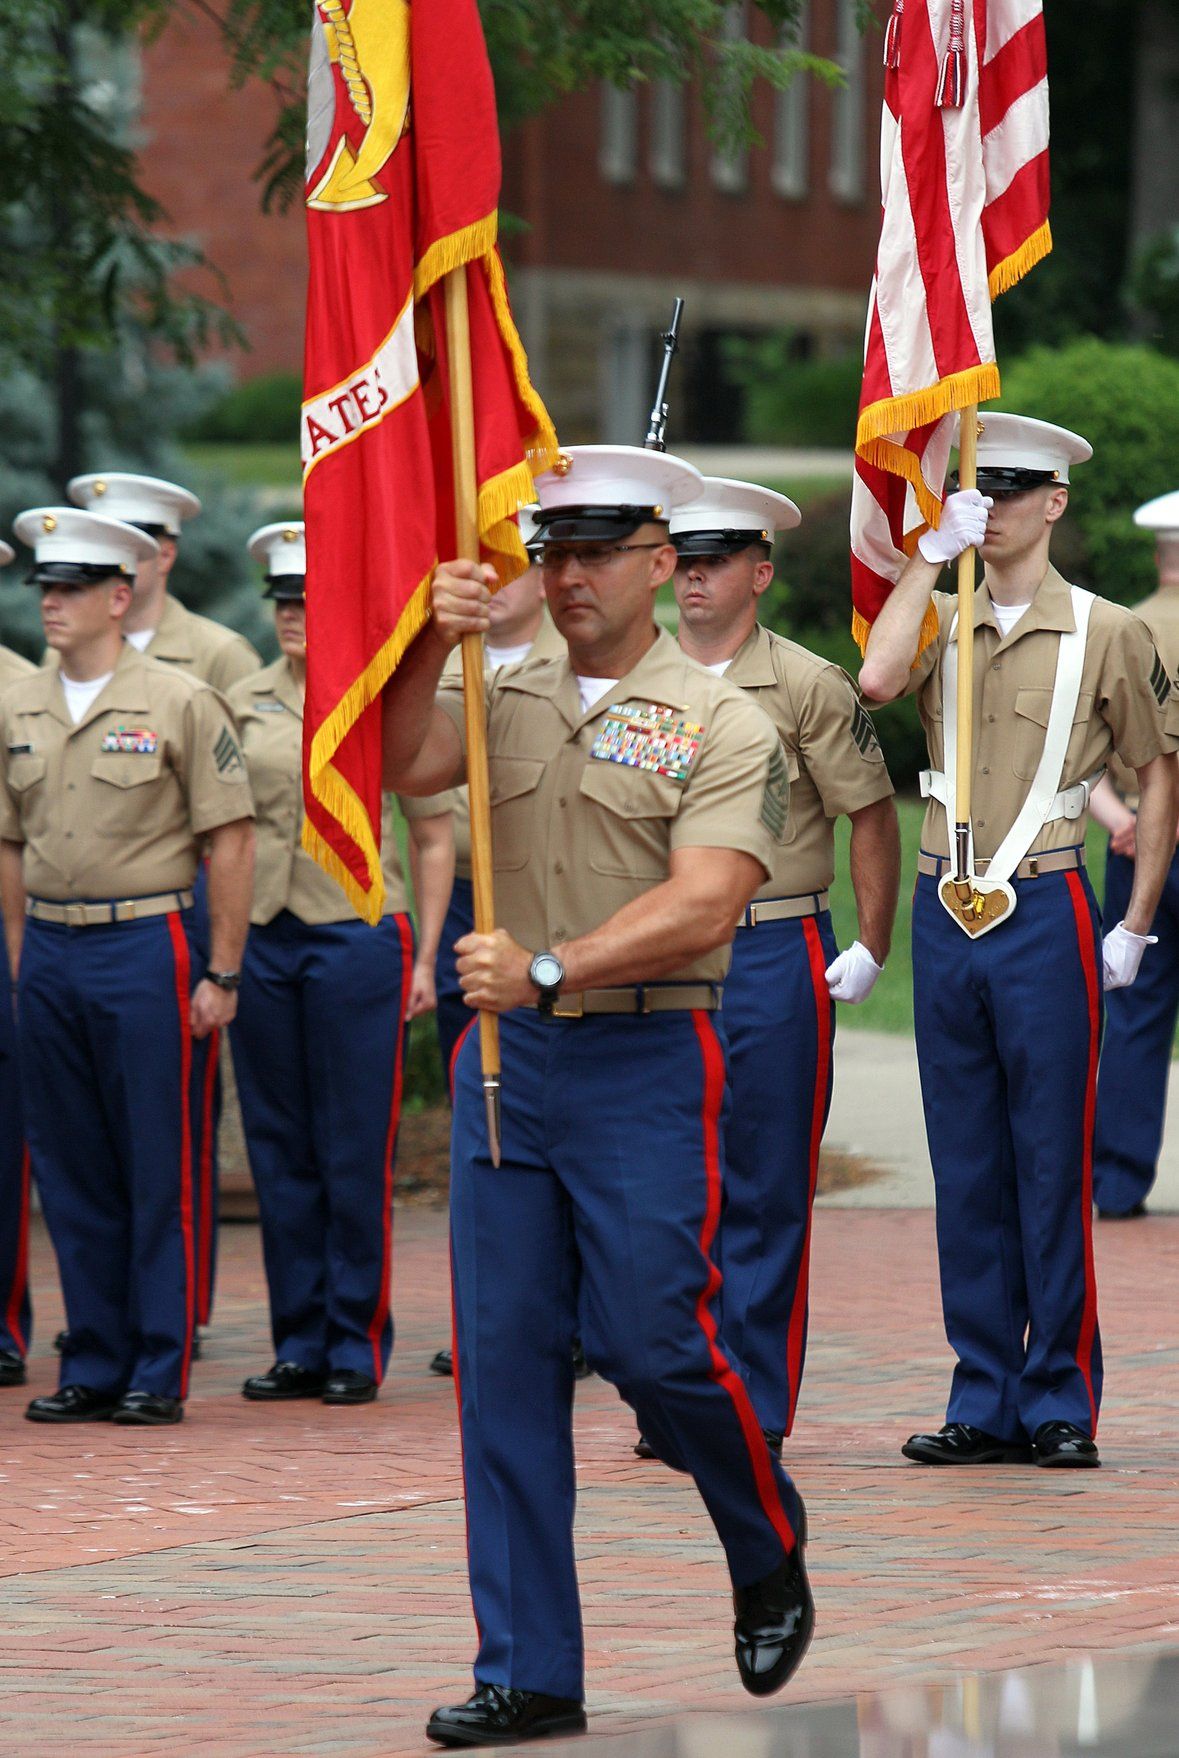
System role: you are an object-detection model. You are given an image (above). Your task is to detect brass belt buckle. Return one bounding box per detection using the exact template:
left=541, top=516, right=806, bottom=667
left=1027, top=857, right=1039, bottom=879
left=635, top=986, right=652, bottom=1015
left=65, top=903, right=87, bottom=928
left=552, top=993, right=584, bottom=1020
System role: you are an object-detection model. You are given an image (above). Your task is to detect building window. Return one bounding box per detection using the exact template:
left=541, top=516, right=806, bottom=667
left=829, top=0, right=865, bottom=203
left=650, top=80, right=686, bottom=189
left=772, top=1, right=810, bottom=200
left=600, top=83, right=638, bottom=185
left=710, top=4, right=749, bottom=194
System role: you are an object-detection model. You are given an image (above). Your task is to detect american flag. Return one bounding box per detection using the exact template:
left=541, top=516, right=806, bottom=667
left=850, top=0, right=1050, bottom=652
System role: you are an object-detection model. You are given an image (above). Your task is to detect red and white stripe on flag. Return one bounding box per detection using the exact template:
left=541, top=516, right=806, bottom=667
left=851, top=0, right=1050, bottom=652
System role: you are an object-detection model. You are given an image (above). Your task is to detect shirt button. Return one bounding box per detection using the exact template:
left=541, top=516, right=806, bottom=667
left=981, top=766, right=990, bottom=775
left=987, top=714, right=996, bottom=723
left=978, top=819, right=986, bottom=827
left=558, top=796, right=567, bottom=808
left=554, top=860, right=564, bottom=875
left=992, top=662, right=1002, bottom=671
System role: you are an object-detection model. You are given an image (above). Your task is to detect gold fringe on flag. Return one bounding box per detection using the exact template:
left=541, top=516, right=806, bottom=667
left=988, top=221, right=1053, bottom=300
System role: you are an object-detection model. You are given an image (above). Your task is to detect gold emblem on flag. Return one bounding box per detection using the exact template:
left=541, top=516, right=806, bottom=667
left=307, top=0, right=411, bottom=213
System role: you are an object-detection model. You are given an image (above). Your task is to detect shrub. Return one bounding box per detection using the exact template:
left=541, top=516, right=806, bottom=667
left=186, top=371, right=303, bottom=446
left=999, top=338, right=1179, bottom=606
left=725, top=334, right=862, bottom=449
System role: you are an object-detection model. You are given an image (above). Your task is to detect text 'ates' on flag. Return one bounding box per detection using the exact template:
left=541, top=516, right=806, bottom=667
left=851, top=0, right=1050, bottom=653
left=300, top=0, right=558, bottom=921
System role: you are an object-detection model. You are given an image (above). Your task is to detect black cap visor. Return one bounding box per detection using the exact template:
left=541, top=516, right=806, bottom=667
left=27, top=561, right=132, bottom=589
left=128, top=521, right=173, bottom=540
left=951, top=466, right=1058, bottom=498
left=531, top=505, right=662, bottom=544
left=673, top=528, right=771, bottom=559
left=263, top=575, right=306, bottom=601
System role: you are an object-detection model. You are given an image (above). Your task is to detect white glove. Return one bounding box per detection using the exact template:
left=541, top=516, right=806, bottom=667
left=1102, top=920, right=1156, bottom=991
left=917, top=489, right=993, bottom=564
left=825, top=941, right=884, bottom=1004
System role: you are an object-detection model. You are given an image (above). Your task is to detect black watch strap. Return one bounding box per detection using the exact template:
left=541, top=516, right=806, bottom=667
left=528, top=950, right=565, bottom=1014
left=205, top=969, right=241, bottom=992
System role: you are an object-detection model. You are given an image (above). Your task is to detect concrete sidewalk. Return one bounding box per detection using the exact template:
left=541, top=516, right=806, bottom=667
left=823, top=1026, right=1179, bottom=1212
left=2, top=1206, right=1177, bottom=1754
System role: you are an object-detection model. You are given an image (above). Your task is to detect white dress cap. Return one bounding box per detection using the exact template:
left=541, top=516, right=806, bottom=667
left=670, top=476, right=802, bottom=541
left=950, top=411, right=1093, bottom=483
left=534, top=445, right=704, bottom=519
left=248, top=521, right=307, bottom=577
left=517, top=504, right=542, bottom=550
left=0, top=540, right=13, bottom=569
left=68, top=472, right=202, bottom=536
left=14, top=508, right=159, bottom=574
left=1133, top=490, right=1179, bottom=535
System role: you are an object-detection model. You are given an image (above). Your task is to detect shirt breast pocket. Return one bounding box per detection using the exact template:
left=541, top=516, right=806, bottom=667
left=89, top=752, right=167, bottom=836
left=488, top=755, right=545, bottom=872
left=1012, top=688, right=1093, bottom=783
left=578, top=763, right=679, bottom=879
left=5, top=755, right=47, bottom=795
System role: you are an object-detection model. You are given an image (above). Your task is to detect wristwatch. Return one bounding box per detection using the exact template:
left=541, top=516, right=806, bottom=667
left=205, top=969, right=242, bottom=992
left=528, top=950, right=566, bottom=1014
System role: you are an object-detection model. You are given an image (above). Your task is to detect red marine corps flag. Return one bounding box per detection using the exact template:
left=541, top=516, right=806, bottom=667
left=850, top=0, right=1051, bottom=652
left=301, top=0, right=558, bottom=920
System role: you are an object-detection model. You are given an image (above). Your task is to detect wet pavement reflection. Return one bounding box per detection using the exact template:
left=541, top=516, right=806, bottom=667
left=545, top=1650, right=1179, bottom=1756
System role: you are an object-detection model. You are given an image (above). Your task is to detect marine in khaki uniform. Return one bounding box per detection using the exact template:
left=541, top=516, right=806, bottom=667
left=669, top=478, right=901, bottom=1452
left=67, top=473, right=261, bottom=692
left=0, top=540, right=34, bottom=1389
left=67, top=473, right=262, bottom=1331
left=228, top=524, right=453, bottom=1406
left=1088, top=491, right=1179, bottom=1217
left=860, top=414, right=1179, bottom=1472
left=0, top=508, right=255, bottom=1427
left=383, top=446, right=814, bottom=1749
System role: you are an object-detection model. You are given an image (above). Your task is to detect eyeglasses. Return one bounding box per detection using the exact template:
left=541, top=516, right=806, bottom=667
left=540, top=543, right=665, bottom=574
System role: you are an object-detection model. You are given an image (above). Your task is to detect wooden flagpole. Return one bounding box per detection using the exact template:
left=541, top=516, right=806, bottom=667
left=443, top=264, right=502, bottom=1167
left=952, top=403, right=979, bottom=893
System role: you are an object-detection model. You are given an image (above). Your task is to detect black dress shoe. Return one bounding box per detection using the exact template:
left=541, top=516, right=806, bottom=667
left=571, top=1339, right=591, bottom=1381
left=633, top=1432, right=657, bottom=1460
left=763, top=1429, right=784, bottom=1460
left=429, top=1347, right=454, bottom=1377
left=902, top=1422, right=1032, bottom=1465
left=52, top=1329, right=68, bottom=1354
left=0, top=1349, right=26, bottom=1387
left=26, top=1385, right=119, bottom=1423
left=112, top=1391, right=183, bottom=1425
left=1033, top=1420, right=1100, bottom=1468
left=322, top=1369, right=378, bottom=1404
left=426, top=1684, right=587, bottom=1747
left=733, top=1498, right=814, bottom=1697
left=1097, top=1200, right=1148, bottom=1220
left=242, top=1361, right=328, bottom=1401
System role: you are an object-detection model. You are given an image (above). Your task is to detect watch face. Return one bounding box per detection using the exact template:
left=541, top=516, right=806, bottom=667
left=532, top=953, right=564, bottom=990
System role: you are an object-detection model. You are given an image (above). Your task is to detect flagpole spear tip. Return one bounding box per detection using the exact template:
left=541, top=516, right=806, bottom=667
left=483, top=1076, right=502, bottom=1168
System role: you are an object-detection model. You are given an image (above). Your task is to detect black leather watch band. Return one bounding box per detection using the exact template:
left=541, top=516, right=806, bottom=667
left=205, top=969, right=241, bottom=992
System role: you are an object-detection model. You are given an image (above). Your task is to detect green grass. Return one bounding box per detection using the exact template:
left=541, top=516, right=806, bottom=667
left=829, top=796, right=1111, bottom=1035
left=182, top=443, right=300, bottom=491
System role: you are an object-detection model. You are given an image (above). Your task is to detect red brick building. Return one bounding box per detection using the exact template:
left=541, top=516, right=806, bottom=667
left=140, top=2, right=884, bottom=441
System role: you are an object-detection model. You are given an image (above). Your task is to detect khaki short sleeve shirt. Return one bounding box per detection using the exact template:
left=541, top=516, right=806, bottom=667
left=435, top=627, right=785, bottom=982
left=723, top=625, right=895, bottom=897
left=0, top=644, right=255, bottom=900
left=148, top=595, right=262, bottom=693
left=1106, top=589, right=1179, bottom=806
left=0, top=646, right=36, bottom=692
left=229, top=657, right=426, bottom=925
left=424, top=608, right=568, bottom=880
left=904, top=566, right=1178, bottom=860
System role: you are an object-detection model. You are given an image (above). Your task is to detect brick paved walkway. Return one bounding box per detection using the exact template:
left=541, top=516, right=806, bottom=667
left=2, top=1207, right=1177, bottom=1755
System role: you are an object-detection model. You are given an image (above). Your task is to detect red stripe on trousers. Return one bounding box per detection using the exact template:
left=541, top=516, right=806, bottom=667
left=166, top=915, right=196, bottom=1399
left=196, top=1027, right=219, bottom=1326
left=5, top=1147, right=29, bottom=1357
left=783, top=921, right=832, bottom=1436
left=449, top=1017, right=476, bottom=1103
left=1065, top=872, right=1100, bottom=1437
left=366, top=913, right=415, bottom=1382
left=690, top=1011, right=798, bottom=1556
